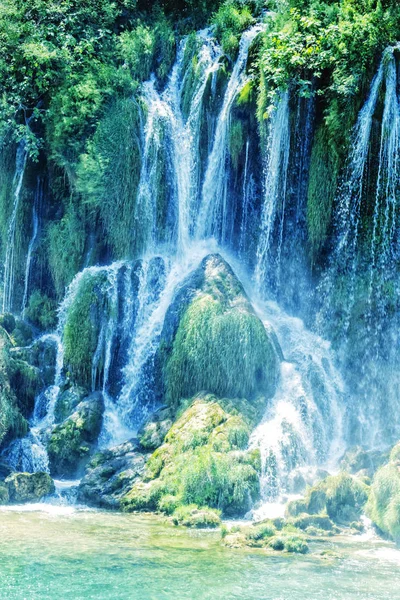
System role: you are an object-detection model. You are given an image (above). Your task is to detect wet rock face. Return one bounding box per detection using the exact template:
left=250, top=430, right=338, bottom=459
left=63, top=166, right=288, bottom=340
left=5, top=472, right=55, bottom=503
left=158, top=253, right=281, bottom=409
left=77, top=439, right=149, bottom=509
left=47, top=392, right=104, bottom=478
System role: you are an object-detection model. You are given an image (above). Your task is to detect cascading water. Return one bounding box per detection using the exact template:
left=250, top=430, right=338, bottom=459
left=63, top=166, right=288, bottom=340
left=254, top=90, right=290, bottom=295
left=2, top=140, right=28, bottom=313
left=2, top=23, right=375, bottom=518
left=249, top=299, right=345, bottom=517
left=135, top=31, right=222, bottom=256
left=317, top=59, right=385, bottom=335
left=196, top=24, right=264, bottom=243
left=21, top=177, right=42, bottom=316
left=317, top=47, right=400, bottom=447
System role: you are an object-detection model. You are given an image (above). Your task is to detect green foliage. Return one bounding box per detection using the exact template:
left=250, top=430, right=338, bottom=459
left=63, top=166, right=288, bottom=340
left=213, top=1, right=255, bottom=57
left=77, top=98, right=142, bottom=258
left=62, top=271, right=109, bottom=387
left=25, top=291, right=57, bottom=330
left=171, top=504, right=222, bottom=528
left=123, top=395, right=261, bottom=516
left=47, top=205, right=86, bottom=298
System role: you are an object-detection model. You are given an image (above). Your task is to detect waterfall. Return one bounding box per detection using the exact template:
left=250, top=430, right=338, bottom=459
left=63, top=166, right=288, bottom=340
left=117, top=244, right=210, bottom=428
left=317, top=59, right=385, bottom=333
left=21, top=177, right=42, bottom=315
left=196, top=24, right=264, bottom=242
left=2, top=140, right=28, bottom=313
left=135, top=31, right=222, bottom=256
left=254, top=90, right=290, bottom=295
left=249, top=300, right=345, bottom=517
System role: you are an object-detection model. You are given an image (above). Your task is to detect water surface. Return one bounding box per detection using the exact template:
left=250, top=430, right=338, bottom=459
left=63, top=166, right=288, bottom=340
left=0, top=507, right=399, bottom=600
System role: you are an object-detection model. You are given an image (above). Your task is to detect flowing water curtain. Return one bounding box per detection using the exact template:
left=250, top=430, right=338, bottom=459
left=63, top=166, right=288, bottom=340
left=317, top=47, right=400, bottom=445
left=249, top=300, right=345, bottom=508
left=134, top=32, right=222, bottom=258
left=2, top=140, right=28, bottom=313
left=254, top=90, right=290, bottom=296
left=21, top=177, right=43, bottom=315
left=196, top=25, right=265, bottom=245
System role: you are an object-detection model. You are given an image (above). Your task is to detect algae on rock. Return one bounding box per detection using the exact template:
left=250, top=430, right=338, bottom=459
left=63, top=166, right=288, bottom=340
left=159, top=254, right=280, bottom=409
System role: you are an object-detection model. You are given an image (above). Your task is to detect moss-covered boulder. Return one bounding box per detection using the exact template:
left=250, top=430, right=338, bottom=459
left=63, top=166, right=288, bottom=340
left=11, top=334, right=58, bottom=387
left=158, top=254, right=280, bottom=409
left=122, top=394, right=262, bottom=517
left=340, top=446, right=389, bottom=479
left=77, top=439, right=149, bottom=509
left=286, top=473, right=369, bottom=525
left=62, top=270, right=112, bottom=388
left=367, top=444, right=400, bottom=542
left=0, top=328, right=28, bottom=448
left=47, top=393, right=104, bottom=477
left=171, top=504, right=221, bottom=528
left=5, top=472, right=55, bottom=503
left=138, top=406, right=174, bottom=451
left=53, top=385, right=87, bottom=423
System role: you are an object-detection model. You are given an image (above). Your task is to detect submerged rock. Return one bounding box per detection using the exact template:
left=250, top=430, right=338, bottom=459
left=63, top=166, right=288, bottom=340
left=5, top=471, right=55, bottom=503
left=158, top=254, right=280, bottom=410
left=77, top=439, right=149, bottom=509
left=47, top=393, right=104, bottom=478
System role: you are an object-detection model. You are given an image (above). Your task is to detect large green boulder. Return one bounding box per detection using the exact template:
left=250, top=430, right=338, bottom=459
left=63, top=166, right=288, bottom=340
left=77, top=439, right=149, bottom=509
left=367, top=443, right=400, bottom=542
left=0, top=328, right=28, bottom=448
left=158, top=254, right=280, bottom=409
left=47, top=393, right=104, bottom=477
left=122, top=394, right=262, bottom=517
left=286, top=473, right=369, bottom=524
left=5, top=472, right=55, bottom=503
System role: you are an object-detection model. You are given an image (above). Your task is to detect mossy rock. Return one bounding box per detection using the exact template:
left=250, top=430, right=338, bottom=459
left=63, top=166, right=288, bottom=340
left=62, top=270, right=111, bottom=388
left=138, top=407, right=174, bottom=451
left=0, top=313, right=15, bottom=334
left=122, top=395, right=261, bottom=517
left=340, top=446, right=389, bottom=478
left=286, top=473, right=369, bottom=525
left=171, top=504, right=221, bottom=528
left=8, top=358, right=41, bottom=417
left=289, top=513, right=334, bottom=532
left=159, top=254, right=280, bottom=410
left=5, top=472, right=55, bottom=503
left=367, top=445, right=400, bottom=542
left=54, top=385, right=87, bottom=423
left=0, top=329, right=29, bottom=448
left=47, top=393, right=104, bottom=477
left=78, top=439, right=149, bottom=509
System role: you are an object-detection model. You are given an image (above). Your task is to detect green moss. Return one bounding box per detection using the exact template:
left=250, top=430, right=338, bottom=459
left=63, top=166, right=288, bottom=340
left=47, top=204, right=86, bottom=298
left=307, top=123, right=340, bottom=260
left=62, top=270, right=110, bottom=388
left=123, top=395, right=261, bottom=517
left=0, top=314, right=15, bottom=334
left=25, top=291, right=57, bottom=330
left=367, top=448, right=400, bottom=542
left=162, top=255, right=279, bottom=409
left=287, top=473, right=369, bottom=525
left=229, top=119, right=245, bottom=170
left=171, top=504, right=221, bottom=528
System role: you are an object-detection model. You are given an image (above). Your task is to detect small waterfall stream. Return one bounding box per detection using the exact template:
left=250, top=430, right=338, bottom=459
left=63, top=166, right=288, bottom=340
left=21, top=177, right=42, bottom=316
left=2, top=140, right=28, bottom=313
left=196, top=24, right=264, bottom=242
